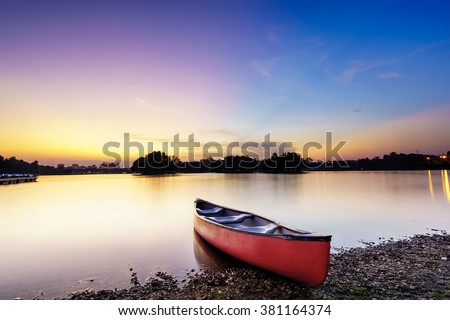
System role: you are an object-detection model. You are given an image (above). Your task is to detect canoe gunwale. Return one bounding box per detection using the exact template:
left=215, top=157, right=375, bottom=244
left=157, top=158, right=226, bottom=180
left=194, top=198, right=332, bottom=242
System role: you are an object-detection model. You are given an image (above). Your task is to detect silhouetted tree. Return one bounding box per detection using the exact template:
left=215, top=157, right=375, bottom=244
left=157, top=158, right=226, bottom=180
left=260, top=152, right=304, bottom=173
left=131, top=151, right=180, bottom=174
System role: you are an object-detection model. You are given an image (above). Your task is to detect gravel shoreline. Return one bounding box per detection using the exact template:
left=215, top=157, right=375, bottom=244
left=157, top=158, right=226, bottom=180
left=67, top=233, right=449, bottom=300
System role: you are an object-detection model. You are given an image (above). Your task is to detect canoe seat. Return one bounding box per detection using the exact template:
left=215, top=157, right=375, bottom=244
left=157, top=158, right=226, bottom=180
left=207, top=214, right=252, bottom=224
left=196, top=207, right=224, bottom=215
left=240, top=224, right=279, bottom=234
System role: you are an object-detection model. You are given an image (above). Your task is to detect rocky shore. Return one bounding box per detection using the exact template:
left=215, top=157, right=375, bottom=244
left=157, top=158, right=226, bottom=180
left=67, top=233, right=449, bottom=300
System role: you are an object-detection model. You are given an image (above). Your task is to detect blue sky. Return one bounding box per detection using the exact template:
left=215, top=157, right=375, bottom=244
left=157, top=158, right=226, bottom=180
left=1, top=0, right=449, bottom=164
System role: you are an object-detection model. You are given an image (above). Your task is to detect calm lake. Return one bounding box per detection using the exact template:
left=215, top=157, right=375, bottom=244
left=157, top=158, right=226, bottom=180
left=0, top=171, right=449, bottom=299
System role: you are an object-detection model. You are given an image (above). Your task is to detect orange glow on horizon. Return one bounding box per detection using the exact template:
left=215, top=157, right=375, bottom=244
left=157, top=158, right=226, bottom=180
left=1, top=105, right=449, bottom=166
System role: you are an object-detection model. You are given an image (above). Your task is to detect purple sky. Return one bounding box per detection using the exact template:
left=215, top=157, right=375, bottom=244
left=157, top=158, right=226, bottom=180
left=1, top=0, right=449, bottom=165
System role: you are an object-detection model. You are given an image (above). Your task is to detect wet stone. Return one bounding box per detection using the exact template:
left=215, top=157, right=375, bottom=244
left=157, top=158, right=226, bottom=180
left=65, top=233, right=448, bottom=300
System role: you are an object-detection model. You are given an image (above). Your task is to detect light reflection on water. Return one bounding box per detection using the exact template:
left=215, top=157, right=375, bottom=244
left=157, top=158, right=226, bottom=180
left=0, top=171, right=448, bottom=299
left=428, top=170, right=434, bottom=200
left=442, top=170, right=450, bottom=202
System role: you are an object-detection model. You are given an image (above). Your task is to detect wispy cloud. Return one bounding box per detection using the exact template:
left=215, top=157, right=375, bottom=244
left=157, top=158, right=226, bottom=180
left=128, top=134, right=170, bottom=142
left=251, top=58, right=278, bottom=78
left=267, top=26, right=279, bottom=44
left=316, top=53, right=328, bottom=66
left=347, top=108, right=363, bottom=113
left=240, top=39, right=268, bottom=56
left=410, top=38, right=450, bottom=56
left=299, top=85, right=314, bottom=97
left=377, top=71, right=402, bottom=79
left=196, top=126, right=257, bottom=141
left=131, top=96, right=167, bottom=112
left=300, top=37, right=325, bottom=48
left=350, top=105, right=450, bottom=157
left=326, top=60, right=386, bottom=82
left=340, top=60, right=382, bottom=82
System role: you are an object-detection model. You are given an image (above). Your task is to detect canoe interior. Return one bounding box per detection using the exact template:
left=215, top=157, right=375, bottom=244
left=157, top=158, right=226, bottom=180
left=195, top=198, right=331, bottom=241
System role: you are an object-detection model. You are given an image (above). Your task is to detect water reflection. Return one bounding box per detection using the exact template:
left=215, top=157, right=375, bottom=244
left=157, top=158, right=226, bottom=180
left=427, top=170, right=434, bottom=200
left=0, top=172, right=449, bottom=299
left=193, top=229, right=242, bottom=270
left=442, top=170, right=450, bottom=203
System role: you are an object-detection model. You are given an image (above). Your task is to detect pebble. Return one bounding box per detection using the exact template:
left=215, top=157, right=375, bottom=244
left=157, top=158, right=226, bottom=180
left=64, top=233, right=449, bottom=300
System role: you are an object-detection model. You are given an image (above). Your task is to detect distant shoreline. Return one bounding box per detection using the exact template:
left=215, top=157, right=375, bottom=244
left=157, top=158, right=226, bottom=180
left=36, top=167, right=450, bottom=176
left=2, top=152, right=449, bottom=176
left=7, top=167, right=450, bottom=177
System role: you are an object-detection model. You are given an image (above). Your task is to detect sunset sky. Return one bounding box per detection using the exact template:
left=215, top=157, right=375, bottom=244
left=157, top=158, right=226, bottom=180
left=1, top=0, right=449, bottom=166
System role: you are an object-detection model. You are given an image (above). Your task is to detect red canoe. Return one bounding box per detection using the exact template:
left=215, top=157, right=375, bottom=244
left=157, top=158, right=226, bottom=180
left=193, top=198, right=332, bottom=287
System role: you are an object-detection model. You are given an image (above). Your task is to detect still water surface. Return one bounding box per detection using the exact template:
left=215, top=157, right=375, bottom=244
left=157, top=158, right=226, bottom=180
left=0, top=171, right=449, bottom=299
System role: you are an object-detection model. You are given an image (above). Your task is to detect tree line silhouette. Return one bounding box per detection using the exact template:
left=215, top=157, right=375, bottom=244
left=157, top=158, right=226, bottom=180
left=0, top=155, right=129, bottom=175
left=131, top=150, right=450, bottom=174
left=1, top=151, right=449, bottom=175
left=130, top=151, right=306, bottom=174
left=309, top=151, right=450, bottom=171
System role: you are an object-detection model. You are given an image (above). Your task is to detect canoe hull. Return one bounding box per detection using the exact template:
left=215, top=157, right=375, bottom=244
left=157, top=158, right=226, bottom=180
left=194, top=212, right=330, bottom=287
